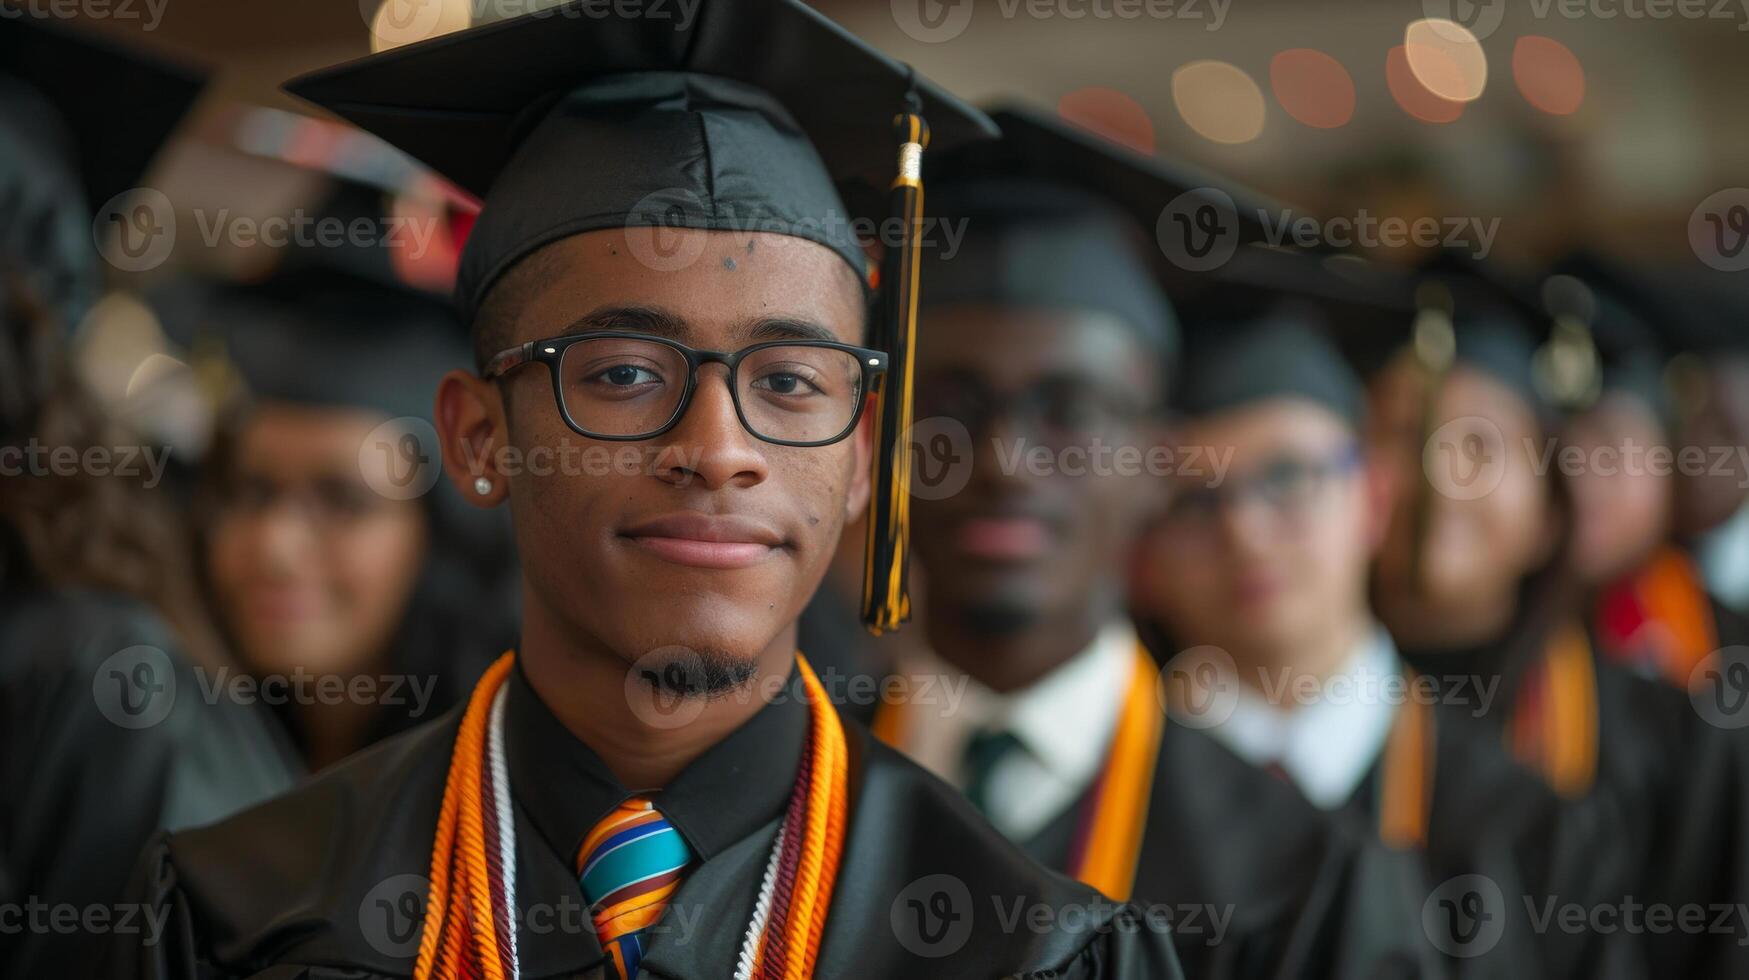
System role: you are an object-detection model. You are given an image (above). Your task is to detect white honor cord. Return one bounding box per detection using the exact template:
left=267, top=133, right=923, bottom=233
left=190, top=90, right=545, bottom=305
left=487, top=684, right=783, bottom=980
left=486, top=685, right=522, bottom=980
left=733, top=824, right=786, bottom=980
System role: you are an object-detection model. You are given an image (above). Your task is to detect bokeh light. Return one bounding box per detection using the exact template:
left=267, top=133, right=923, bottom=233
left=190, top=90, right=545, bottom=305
left=367, top=0, right=472, bottom=53
left=1387, top=45, right=1466, bottom=124
left=1270, top=49, right=1356, bottom=129
left=1513, top=35, right=1586, bottom=115
left=1172, top=61, right=1267, bottom=145
left=1404, top=18, right=1488, bottom=103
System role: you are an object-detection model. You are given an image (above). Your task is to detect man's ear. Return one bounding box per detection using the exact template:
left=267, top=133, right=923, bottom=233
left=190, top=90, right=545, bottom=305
left=844, top=395, right=877, bottom=522
left=436, top=369, right=508, bottom=507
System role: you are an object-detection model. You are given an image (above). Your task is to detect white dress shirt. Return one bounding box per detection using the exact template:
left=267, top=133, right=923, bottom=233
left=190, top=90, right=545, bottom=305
left=1198, top=626, right=1403, bottom=811
left=889, top=621, right=1137, bottom=840
left=1699, top=502, right=1749, bottom=616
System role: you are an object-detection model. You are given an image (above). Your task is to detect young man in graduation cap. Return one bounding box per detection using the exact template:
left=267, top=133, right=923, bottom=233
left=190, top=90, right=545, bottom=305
left=870, top=108, right=1439, bottom=980
left=1131, top=247, right=1637, bottom=978
left=1368, top=253, right=1749, bottom=977
left=105, top=4, right=1183, bottom=979
left=1, top=13, right=298, bottom=979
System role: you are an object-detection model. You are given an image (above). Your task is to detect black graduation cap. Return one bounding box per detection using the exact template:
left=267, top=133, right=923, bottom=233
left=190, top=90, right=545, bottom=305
left=0, top=10, right=204, bottom=213
left=1414, top=249, right=1561, bottom=416
left=0, top=10, right=204, bottom=326
left=922, top=104, right=1290, bottom=328
left=1171, top=246, right=1417, bottom=428
left=159, top=264, right=468, bottom=426
left=1543, top=252, right=1672, bottom=425
left=285, top=0, right=999, bottom=634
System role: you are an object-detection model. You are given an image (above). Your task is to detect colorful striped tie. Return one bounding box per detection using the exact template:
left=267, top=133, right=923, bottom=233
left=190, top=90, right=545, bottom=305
left=575, top=796, right=694, bottom=980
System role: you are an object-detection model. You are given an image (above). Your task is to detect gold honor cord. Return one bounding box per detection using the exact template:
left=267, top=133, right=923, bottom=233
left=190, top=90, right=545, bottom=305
left=1509, top=623, right=1600, bottom=799
left=861, top=108, right=928, bottom=635
left=870, top=643, right=1164, bottom=901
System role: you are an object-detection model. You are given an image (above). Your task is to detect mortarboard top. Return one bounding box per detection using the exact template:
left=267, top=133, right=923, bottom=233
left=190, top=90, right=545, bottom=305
left=285, top=0, right=998, bottom=322
left=1645, top=264, right=1749, bottom=358
left=1169, top=246, right=1416, bottom=429
left=286, top=0, right=998, bottom=634
left=0, top=9, right=204, bottom=326
left=0, top=9, right=204, bottom=216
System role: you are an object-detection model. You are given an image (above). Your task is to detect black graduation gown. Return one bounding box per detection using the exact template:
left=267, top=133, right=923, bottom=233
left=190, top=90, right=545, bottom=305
left=1021, top=722, right=1443, bottom=980
left=1344, top=699, right=1646, bottom=980
left=0, top=587, right=298, bottom=980
left=1403, top=606, right=1749, bottom=980
left=103, top=662, right=1183, bottom=979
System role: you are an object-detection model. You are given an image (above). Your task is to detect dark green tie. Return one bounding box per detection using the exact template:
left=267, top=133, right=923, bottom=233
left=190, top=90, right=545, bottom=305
left=961, top=728, right=1026, bottom=817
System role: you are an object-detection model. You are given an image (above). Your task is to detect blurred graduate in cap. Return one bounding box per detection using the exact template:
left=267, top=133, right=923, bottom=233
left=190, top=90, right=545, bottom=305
left=1368, top=250, right=1749, bottom=977
left=1541, top=254, right=1749, bottom=686
left=164, top=173, right=518, bottom=772
left=105, top=4, right=1184, bottom=978
left=1132, top=245, right=1629, bottom=978
left=0, top=12, right=296, bottom=979
left=871, top=107, right=1438, bottom=979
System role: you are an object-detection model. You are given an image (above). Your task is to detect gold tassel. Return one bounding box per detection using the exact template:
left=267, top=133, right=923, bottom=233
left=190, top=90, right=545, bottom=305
left=861, top=106, right=928, bottom=634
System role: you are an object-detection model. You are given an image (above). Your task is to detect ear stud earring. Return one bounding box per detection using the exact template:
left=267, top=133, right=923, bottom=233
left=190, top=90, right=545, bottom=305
left=474, top=477, right=493, bottom=496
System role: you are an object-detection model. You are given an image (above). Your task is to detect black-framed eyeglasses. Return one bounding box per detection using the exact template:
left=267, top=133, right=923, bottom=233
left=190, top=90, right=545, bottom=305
left=1163, top=445, right=1363, bottom=527
left=483, top=332, right=888, bottom=446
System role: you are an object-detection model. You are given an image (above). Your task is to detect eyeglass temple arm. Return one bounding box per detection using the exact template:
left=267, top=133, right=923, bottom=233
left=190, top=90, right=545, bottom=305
left=482, top=342, right=534, bottom=379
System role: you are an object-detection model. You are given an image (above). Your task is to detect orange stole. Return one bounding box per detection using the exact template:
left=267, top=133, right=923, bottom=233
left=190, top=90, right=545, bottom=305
left=1632, top=546, right=1719, bottom=687
left=1376, top=693, right=1437, bottom=849
left=1508, top=623, right=1600, bottom=799
left=871, top=644, right=1162, bottom=901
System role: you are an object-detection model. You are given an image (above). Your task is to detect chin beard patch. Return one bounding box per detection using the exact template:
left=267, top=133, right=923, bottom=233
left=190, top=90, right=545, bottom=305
left=960, top=599, right=1040, bottom=638
left=634, top=647, right=760, bottom=699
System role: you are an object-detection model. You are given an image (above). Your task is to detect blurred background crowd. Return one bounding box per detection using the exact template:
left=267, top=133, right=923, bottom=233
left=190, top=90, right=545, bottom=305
left=3, top=0, right=1748, bottom=976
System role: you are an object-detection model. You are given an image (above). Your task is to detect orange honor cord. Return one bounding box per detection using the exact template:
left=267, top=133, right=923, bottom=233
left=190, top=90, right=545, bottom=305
left=416, top=653, right=847, bottom=980
left=415, top=652, right=515, bottom=980
left=1377, top=693, right=1437, bottom=850
left=1068, top=645, right=1165, bottom=901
